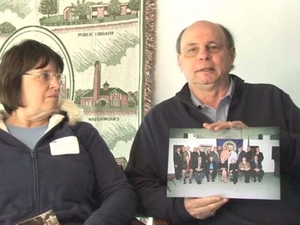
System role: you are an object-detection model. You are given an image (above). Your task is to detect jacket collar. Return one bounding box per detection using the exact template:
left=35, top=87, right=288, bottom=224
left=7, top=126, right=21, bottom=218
left=0, top=99, right=83, bottom=132
left=175, top=74, right=245, bottom=105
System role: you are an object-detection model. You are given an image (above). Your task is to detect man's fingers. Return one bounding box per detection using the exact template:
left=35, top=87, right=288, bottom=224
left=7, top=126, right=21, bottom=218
left=203, top=121, right=248, bottom=131
left=184, top=196, right=229, bottom=219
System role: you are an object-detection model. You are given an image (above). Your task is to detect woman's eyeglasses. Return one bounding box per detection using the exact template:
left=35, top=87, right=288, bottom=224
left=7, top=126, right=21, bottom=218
left=24, top=72, right=66, bottom=84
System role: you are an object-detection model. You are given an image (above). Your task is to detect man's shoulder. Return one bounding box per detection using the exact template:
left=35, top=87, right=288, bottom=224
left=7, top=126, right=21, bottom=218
left=244, top=82, right=281, bottom=90
left=231, top=74, right=286, bottom=100
left=232, top=74, right=282, bottom=91
left=147, top=96, right=180, bottom=114
left=149, top=83, right=192, bottom=114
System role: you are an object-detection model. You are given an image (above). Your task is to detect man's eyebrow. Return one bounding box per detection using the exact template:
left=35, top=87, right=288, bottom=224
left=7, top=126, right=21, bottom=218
left=184, top=41, right=220, bottom=47
left=207, top=41, right=219, bottom=45
left=184, top=43, right=198, bottom=48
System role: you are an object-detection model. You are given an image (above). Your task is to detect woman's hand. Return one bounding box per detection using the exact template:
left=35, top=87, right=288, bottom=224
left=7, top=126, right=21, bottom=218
left=184, top=196, right=228, bottom=220
left=203, top=121, right=248, bottom=131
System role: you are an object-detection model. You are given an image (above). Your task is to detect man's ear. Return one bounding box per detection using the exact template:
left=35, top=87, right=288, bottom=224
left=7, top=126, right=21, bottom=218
left=229, top=47, right=236, bottom=62
left=177, top=54, right=183, bottom=71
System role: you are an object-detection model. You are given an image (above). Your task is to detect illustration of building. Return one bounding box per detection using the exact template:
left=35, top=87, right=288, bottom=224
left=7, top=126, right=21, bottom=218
left=63, top=2, right=137, bottom=21
left=80, top=61, right=129, bottom=108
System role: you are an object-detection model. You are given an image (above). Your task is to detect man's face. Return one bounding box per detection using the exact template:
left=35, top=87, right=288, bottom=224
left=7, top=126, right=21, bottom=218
left=177, top=21, right=235, bottom=90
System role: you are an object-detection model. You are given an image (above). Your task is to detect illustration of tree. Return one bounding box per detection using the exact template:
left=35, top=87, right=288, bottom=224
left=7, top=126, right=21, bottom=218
left=71, top=0, right=91, bottom=20
left=107, top=0, right=121, bottom=19
left=128, top=99, right=136, bottom=108
left=0, top=22, right=16, bottom=34
left=38, top=0, right=58, bottom=18
left=128, top=0, right=140, bottom=17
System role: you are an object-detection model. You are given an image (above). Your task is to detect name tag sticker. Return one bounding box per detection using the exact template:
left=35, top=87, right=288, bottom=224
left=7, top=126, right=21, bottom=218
left=50, top=136, right=80, bottom=155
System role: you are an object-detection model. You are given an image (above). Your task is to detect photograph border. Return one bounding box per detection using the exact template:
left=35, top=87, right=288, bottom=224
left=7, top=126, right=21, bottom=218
left=167, top=127, right=280, bottom=200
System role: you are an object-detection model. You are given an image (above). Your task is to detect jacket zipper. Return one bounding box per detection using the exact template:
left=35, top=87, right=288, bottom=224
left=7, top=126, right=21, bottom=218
left=179, top=97, right=215, bottom=123
left=29, top=118, right=65, bottom=215
left=30, top=148, right=40, bottom=214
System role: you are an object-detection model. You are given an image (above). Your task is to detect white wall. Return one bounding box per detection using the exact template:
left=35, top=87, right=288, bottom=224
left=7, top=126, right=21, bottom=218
left=154, top=0, right=300, bottom=107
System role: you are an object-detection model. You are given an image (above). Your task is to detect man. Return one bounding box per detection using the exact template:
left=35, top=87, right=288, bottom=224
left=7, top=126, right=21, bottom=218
left=228, top=158, right=239, bottom=184
left=125, top=20, right=300, bottom=224
left=193, top=156, right=205, bottom=184
left=217, top=145, right=222, bottom=158
left=183, top=145, right=192, bottom=159
left=236, top=146, right=246, bottom=164
left=245, top=146, right=254, bottom=163
left=255, top=147, right=264, bottom=163
left=199, top=147, right=208, bottom=163
left=213, top=146, right=220, bottom=162
left=174, top=146, right=183, bottom=180
left=251, top=155, right=264, bottom=182
left=191, top=147, right=200, bottom=170
left=204, top=156, right=218, bottom=182
left=182, top=155, right=193, bottom=184
left=206, top=146, right=219, bottom=164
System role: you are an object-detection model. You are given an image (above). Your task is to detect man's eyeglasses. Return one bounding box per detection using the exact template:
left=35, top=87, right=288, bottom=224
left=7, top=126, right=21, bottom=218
left=24, top=72, right=66, bottom=84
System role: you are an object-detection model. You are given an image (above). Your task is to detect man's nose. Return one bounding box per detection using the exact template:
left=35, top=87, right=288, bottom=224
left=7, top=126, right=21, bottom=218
left=198, top=49, right=210, bottom=60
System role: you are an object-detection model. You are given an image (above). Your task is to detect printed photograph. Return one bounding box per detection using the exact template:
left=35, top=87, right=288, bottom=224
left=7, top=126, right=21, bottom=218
left=17, top=209, right=60, bottom=225
left=167, top=127, right=280, bottom=200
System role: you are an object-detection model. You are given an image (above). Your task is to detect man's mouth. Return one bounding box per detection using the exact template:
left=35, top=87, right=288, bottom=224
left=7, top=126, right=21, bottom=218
left=197, top=68, right=214, bottom=72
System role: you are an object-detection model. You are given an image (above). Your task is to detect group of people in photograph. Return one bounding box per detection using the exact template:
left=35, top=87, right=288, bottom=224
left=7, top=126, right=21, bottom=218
left=173, top=144, right=265, bottom=185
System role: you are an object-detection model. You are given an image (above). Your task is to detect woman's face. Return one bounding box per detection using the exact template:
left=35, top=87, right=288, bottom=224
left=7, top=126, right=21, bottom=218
left=20, top=61, right=61, bottom=118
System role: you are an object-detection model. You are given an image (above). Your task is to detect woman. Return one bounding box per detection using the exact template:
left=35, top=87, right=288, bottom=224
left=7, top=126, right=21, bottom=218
left=239, top=156, right=251, bottom=183
left=218, top=158, right=227, bottom=183
left=220, top=145, right=230, bottom=163
left=0, top=40, right=136, bottom=224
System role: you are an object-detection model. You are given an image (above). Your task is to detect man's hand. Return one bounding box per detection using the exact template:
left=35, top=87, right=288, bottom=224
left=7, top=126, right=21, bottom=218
left=184, top=196, right=228, bottom=220
left=203, top=121, right=248, bottom=131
